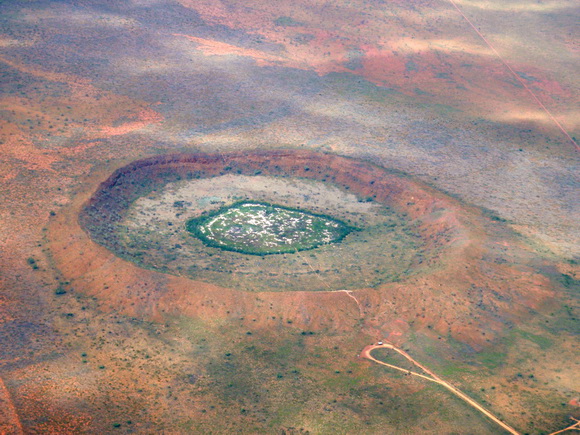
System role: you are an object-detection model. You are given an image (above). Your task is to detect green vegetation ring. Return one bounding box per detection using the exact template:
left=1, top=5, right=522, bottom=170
left=186, top=201, right=358, bottom=255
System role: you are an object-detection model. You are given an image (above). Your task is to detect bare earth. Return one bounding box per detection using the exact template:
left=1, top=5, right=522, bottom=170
left=0, top=0, right=578, bottom=433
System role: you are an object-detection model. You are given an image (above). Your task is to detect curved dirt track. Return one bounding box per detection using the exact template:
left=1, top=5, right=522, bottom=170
left=361, top=342, right=520, bottom=435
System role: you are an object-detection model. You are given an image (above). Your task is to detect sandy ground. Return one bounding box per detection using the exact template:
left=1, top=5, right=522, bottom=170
left=126, top=174, right=387, bottom=227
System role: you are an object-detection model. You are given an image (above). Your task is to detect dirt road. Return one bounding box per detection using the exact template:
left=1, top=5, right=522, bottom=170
left=548, top=417, right=580, bottom=435
left=361, top=342, right=520, bottom=435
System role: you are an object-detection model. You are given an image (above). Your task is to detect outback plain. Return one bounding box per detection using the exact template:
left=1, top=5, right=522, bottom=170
left=0, top=0, right=579, bottom=434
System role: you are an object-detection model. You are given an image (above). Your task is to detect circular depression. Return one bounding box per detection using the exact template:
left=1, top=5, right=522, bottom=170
left=80, top=150, right=447, bottom=292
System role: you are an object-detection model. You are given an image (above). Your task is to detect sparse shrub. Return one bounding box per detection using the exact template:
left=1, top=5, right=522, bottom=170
left=53, top=286, right=69, bottom=295
left=27, top=257, right=39, bottom=270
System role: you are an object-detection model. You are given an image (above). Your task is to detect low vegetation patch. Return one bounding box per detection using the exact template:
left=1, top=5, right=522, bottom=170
left=186, top=201, right=358, bottom=255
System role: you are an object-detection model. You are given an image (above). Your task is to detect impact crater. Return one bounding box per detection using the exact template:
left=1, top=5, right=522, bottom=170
left=79, top=150, right=460, bottom=292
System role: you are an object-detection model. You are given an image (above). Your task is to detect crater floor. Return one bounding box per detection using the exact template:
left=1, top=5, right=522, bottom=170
left=111, top=173, right=421, bottom=292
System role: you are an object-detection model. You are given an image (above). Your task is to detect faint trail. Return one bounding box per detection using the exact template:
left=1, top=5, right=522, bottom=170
left=216, top=148, right=231, bottom=167
left=0, top=376, right=24, bottom=435
left=549, top=417, right=580, bottom=435
left=293, top=249, right=332, bottom=290
left=361, top=342, right=520, bottom=435
left=293, top=249, right=364, bottom=316
left=446, top=0, right=579, bottom=151
left=339, top=290, right=362, bottom=310
left=324, top=289, right=364, bottom=317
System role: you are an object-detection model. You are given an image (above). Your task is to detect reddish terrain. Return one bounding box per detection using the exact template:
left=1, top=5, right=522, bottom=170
left=0, top=0, right=577, bottom=432
left=50, top=150, right=555, bottom=348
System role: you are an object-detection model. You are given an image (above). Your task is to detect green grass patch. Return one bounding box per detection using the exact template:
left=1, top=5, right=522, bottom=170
left=558, top=273, right=580, bottom=291
left=476, top=351, right=507, bottom=369
left=517, top=329, right=553, bottom=350
left=274, top=16, right=303, bottom=27
left=438, top=364, right=476, bottom=377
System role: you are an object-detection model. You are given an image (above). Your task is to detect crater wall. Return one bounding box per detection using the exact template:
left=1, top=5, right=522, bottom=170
left=46, top=150, right=556, bottom=347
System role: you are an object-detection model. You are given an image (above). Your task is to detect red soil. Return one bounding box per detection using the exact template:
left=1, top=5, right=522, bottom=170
left=47, top=150, right=556, bottom=349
